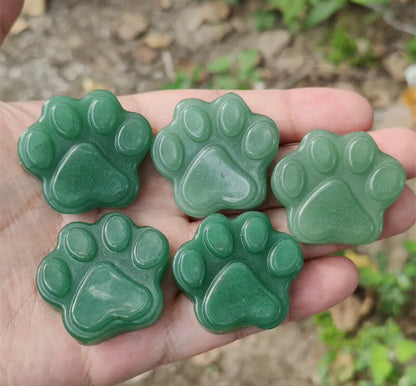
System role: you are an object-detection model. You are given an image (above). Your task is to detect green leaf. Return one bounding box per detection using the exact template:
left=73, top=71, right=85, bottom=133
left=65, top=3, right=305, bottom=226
left=191, top=65, right=204, bottom=83
left=403, top=239, right=416, bottom=254
left=313, top=312, right=346, bottom=347
left=162, top=72, right=193, bottom=90
left=399, top=365, right=416, bottom=386
left=369, top=344, right=393, bottom=385
left=396, top=340, right=416, bottom=364
left=363, top=10, right=381, bottom=26
left=255, top=10, right=276, bottom=31
left=237, top=49, right=261, bottom=73
left=306, top=0, right=346, bottom=28
left=357, top=382, right=374, bottom=386
left=318, top=351, right=335, bottom=385
left=397, top=273, right=412, bottom=291
left=351, top=0, right=390, bottom=5
left=213, top=75, right=239, bottom=90
left=207, top=56, right=232, bottom=74
left=327, top=28, right=357, bottom=65
left=403, top=263, right=416, bottom=278
left=379, top=285, right=408, bottom=316
left=375, top=251, right=388, bottom=273
left=356, top=345, right=372, bottom=372
left=383, top=319, right=403, bottom=346
left=269, top=0, right=308, bottom=31
left=359, top=266, right=382, bottom=287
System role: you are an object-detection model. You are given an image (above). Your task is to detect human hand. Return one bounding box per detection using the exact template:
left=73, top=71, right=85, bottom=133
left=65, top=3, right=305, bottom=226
left=1, top=89, right=415, bottom=385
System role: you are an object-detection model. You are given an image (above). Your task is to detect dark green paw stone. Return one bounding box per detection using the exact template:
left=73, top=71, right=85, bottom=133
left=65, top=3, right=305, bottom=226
left=172, top=212, right=303, bottom=333
left=36, top=212, right=169, bottom=345
left=18, top=90, right=153, bottom=213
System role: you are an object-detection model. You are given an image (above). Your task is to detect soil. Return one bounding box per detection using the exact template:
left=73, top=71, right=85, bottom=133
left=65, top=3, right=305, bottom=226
left=1, top=1, right=415, bottom=385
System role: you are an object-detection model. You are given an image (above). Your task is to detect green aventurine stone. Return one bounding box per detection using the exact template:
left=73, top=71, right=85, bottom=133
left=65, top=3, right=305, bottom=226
left=151, top=93, right=279, bottom=217
left=17, top=90, right=152, bottom=214
left=271, top=130, right=406, bottom=245
left=173, top=212, right=303, bottom=333
left=36, top=212, right=169, bottom=345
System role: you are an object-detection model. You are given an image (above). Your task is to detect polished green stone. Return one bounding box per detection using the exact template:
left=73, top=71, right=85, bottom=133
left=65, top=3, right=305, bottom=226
left=18, top=90, right=152, bottom=213
left=271, top=129, right=406, bottom=245
left=172, top=212, right=303, bottom=333
left=151, top=93, right=279, bottom=217
left=36, top=212, right=169, bottom=345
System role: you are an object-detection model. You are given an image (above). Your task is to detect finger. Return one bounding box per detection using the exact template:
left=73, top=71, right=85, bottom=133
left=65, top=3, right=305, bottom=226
left=157, top=256, right=357, bottom=365
left=371, top=127, right=416, bottom=179
left=89, top=255, right=357, bottom=383
left=7, top=88, right=373, bottom=146
left=265, top=185, right=416, bottom=259
left=379, top=185, right=416, bottom=239
left=273, top=127, right=416, bottom=177
left=119, top=88, right=373, bottom=143
left=287, top=256, right=358, bottom=321
left=0, top=0, right=24, bottom=45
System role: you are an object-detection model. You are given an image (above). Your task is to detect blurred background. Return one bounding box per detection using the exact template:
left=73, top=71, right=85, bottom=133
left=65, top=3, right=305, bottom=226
left=1, top=0, right=415, bottom=385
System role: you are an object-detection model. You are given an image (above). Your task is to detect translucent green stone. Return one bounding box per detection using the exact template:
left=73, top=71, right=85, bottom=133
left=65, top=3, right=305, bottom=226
left=173, top=212, right=303, bottom=333
left=18, top=90, right=152, bottom=213
left=271, top=130, right=406, bottom=245
left=151, top=93, right=279, bottom=217
left=36, top=213, right=169, bottom=345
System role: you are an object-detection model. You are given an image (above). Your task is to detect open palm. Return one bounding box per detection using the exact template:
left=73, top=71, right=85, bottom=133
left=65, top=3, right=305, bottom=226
left=1, top=89, right=415, bottom=385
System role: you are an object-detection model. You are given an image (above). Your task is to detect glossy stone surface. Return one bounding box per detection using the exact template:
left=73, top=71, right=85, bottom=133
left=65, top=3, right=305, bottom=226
left=271, top=130, right=406, bottom=245
left=172, top=212, right=303, bottom=333
left=18, top=90, right=152, bottom=213
left=151, top=93, right=279, bottom=217
left=36, top=212, right=169, bottom=345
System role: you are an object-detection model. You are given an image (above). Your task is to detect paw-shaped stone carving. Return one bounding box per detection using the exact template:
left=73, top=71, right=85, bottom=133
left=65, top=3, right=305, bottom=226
left=151, top=93, right=279, bottom=217
left=36, top=213, right=169, bottom=344
left=172, top=212, right=303, bottom=333
left=271, top=130, right=406, bottom=245
left=18, top=90, right=152, bottom=213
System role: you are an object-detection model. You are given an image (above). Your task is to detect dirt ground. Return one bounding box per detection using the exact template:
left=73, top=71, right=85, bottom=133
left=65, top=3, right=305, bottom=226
left=1, top=1, right=415, bottom=385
